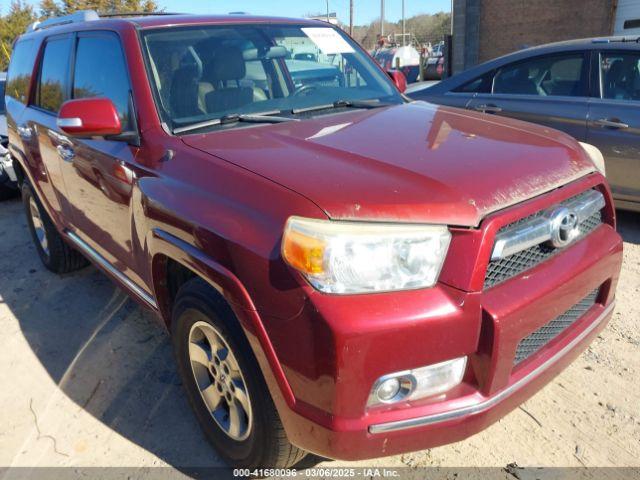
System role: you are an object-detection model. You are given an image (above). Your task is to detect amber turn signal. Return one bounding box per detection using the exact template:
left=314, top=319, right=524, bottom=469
left=282, top=228, right=326, bottom=275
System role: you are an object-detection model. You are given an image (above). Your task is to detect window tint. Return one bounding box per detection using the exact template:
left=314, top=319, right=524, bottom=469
left=493, top=54, right=585, bottom=97
left=600, top=52, right=640, bottom=101
left=6, top=38, right=38, bottom=104
left=453, top=72, right=494, bottom=93
left=73, top=34, right=132, bottom=130
left=36, top=37, right=72, bottom=113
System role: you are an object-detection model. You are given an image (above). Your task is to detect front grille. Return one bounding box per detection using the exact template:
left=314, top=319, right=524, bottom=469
left=484, top=191, right=603, bottom=289
left=514, top=289, right=599, bottom=365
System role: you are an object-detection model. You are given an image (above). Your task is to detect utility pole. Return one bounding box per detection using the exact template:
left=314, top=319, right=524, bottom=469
left=326, top=0, right=330, bottom=22
left=402, top=0, right=406, bottom=46
left=349, top=0, right=354, bottom=36
left=451, top=0, right=454, bottom=34
left=380, top=0, right=385, bottom=37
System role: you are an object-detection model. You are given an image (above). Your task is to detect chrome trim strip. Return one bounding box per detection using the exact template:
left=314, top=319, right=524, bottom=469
left=491, top=190, right=605, bottom=261
left=56, top=117, right=83, bottom=129
left=66, top=231, right=158, bottom=309
left=369, top=301, right=615, bottom=434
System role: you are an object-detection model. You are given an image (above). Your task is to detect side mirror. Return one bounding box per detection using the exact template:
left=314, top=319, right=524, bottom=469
left=57, top=98, right=122, bottom=137
left=387, top=69, right=407, bottom=93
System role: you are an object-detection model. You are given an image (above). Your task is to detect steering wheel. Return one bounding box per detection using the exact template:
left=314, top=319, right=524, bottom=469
left=293, top=84, right=318, bottom=97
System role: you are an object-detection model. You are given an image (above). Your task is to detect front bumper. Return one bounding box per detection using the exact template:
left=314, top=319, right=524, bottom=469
left=261, top=177, right=623, bottom=461
left=369, top=300, right=614, bottom=434
left=273, top=222, right=622, bottom=460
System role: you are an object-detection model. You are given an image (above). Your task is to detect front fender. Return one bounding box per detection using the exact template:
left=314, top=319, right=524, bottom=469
left=147, top=228, right=298, bottom=410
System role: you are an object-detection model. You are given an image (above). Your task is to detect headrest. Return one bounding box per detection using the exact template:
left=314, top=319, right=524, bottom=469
left=606, top=59, right=624, bottom=81
left=208, top=46, right=246, bottom=82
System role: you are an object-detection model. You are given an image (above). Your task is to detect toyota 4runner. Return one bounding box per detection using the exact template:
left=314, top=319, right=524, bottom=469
left=5, top=11, right=623, bottom=469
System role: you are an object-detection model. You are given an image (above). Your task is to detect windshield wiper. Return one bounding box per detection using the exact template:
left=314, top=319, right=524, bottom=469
left=174, top=111, right=296, bottom=134
left=291, top=99, right=392, bottom=115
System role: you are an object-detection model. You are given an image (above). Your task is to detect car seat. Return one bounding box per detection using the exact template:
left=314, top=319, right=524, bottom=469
left=203, top=47, right=254, bottom=114
left=604, top=59, right=630, bottom=100
left=170, top=63, right=204, bottom=118
left=495, top=67, right=538, bottom=95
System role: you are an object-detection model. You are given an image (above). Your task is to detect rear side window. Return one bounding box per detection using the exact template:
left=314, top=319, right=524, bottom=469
left=623, top=19, right=640, bottom=29
left=493, top=53, right=586, bottom=97
left=35, top=36, right=72, bottom=113
left=72, top=33, right=132, bottom=130
left=453, top=71, right=494, bottom=93
left=6, top=38, right=38, bottom=104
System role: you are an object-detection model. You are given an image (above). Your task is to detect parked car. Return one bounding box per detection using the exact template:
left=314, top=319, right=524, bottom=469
left=423, top=41, right=444, bottom=80
left=0, top=71, right=18, bottom=198
left=6, top=11, right=622, bottom=469
left=372, top=45, right=421, bottom=83
left=423, top=55, right=445, bottom=80
left=409, top=36, right=640, bottom=212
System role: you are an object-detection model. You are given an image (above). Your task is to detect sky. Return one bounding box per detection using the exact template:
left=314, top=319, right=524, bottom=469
left=13, top=0, right=451, bottom=26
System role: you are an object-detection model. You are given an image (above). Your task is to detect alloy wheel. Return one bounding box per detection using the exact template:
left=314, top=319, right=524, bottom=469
left=29, top=197, right=49, bottom=257
left=188, top=320, right=253, bottom=441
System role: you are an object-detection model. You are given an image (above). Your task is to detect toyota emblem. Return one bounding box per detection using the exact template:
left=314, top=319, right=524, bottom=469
left=548, top=207, right=580, bottom=248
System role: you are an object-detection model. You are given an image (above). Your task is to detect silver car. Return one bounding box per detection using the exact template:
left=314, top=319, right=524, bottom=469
left=409, top=37, right=640, bottom=212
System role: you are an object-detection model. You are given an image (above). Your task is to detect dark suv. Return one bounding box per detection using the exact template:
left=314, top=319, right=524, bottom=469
left=5, top=11, right=623, bottom=469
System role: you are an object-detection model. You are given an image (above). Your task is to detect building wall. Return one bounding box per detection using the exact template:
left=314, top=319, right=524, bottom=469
left=452, top=0, right=481, bottom=74
left=478, top=0, right=616, bottom=63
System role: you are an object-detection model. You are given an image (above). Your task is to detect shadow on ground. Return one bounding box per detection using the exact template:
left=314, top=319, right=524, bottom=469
left=0, top=198, right=223, bottom=470
left=617, top=210, right=640, bottom=245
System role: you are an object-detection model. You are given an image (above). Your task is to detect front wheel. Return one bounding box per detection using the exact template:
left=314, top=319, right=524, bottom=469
left=172, top=278, right=307, bottom=469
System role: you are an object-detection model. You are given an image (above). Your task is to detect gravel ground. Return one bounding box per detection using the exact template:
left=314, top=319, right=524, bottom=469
left=0, top=196, right=638, bottom=478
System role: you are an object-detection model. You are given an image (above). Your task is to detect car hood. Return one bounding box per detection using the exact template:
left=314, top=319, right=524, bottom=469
left=182, top=102, right=595, bottom=227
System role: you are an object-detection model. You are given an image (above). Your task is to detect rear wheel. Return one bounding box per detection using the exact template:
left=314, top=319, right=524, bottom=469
left=22, top=182, right=88, bottom=274
left=172, top=278, right=307, bottom=469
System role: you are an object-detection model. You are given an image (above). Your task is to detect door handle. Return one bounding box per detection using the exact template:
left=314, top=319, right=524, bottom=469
left=56, top=144, right=75, bottom=162
left=594, top=118, right=629, bottom=129
left=474, top=104, right=502, bottom=114
left=17, top=125, right=33, bottom=140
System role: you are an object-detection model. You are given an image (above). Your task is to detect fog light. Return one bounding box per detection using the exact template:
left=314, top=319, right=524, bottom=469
left=368, top=357, right=467, bottom=407
left=376, top=378, right=401, bottom=402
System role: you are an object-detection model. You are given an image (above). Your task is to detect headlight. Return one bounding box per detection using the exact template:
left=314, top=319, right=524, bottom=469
left=282, top=216, right=451, bottom=294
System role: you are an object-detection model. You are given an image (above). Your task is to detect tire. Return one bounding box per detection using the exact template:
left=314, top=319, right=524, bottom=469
left=22, top=182, right=88, bottom=274
left=0, top=184, right=18, bottom=201
left=172, top=278, right=307, bottom=469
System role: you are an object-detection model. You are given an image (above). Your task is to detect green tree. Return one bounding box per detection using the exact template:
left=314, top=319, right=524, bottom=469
left=0, top=1, right=37, bottom=70
left=59, top=0, right=158, bottom=14
left=39, top=0, right=63, bottom=17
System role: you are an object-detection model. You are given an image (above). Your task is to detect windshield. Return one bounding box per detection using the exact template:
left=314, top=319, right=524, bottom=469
left=141, top=23, right=403, bottom=133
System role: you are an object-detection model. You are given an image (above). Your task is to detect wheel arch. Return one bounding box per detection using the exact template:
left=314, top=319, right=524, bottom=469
left=148, top=227, right=297, bottom=410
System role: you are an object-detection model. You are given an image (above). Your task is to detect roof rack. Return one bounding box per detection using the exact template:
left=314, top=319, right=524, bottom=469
left=25, top=10, right=183, bottom=34
left=27, top=10, right=99, bottom=33
left=98, top=11, right=182, bottom=18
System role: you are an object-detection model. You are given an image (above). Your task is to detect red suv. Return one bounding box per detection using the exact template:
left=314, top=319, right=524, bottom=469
left=5, top=11, right=623, bottom=469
